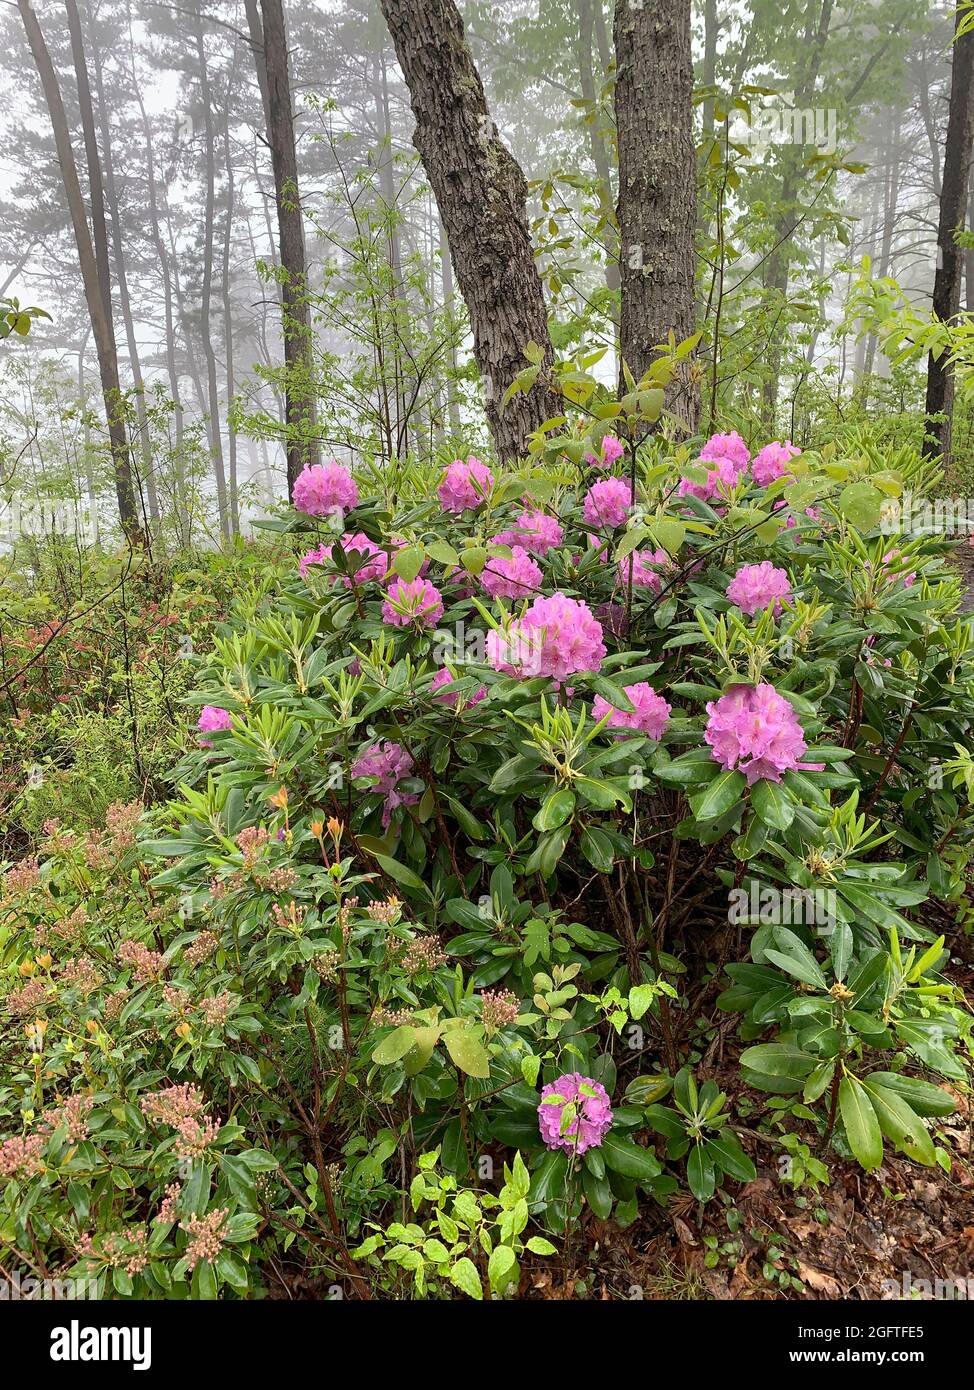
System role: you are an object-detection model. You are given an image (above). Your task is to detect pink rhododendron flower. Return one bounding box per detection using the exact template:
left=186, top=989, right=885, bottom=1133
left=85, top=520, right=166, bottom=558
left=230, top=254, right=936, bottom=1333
left=350, top=741, right=418, bottom=828
left=538, top=1073, right=613, bottom=1155
left=700, top=430, right=750, bottom=472
left=492, top=508, right=564, bottom=556
left=726, top=561, right=792, bottom=617
left=431, top=668, right=487, bottom=708
left=593, top=682, right=671, bottom=740
left=618, top=546, right=675, bottom=593
left=292, top=461, right=359, bottom=518
left=583, top=477, right=633, bottom=529
left=437, top=456, right=494, bottom=513
left=480, top=543, right=543, bottom=600
left=198, top=706, right=232, bottom=747
left=584, top=434, right=625, bottom=469
left=677, top=454, right=744, bottom=501
left=487, top=593, right=606, bottom=680
left=751, top=440, right=800, bottom=487
left=704, top=683, right=821, bottom=785
left=382, top=577, right=444, bottom=628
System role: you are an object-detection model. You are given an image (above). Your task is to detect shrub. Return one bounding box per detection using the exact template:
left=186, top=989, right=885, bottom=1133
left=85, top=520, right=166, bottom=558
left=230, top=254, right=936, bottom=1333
left=2, top=386, right=972, bottom=1296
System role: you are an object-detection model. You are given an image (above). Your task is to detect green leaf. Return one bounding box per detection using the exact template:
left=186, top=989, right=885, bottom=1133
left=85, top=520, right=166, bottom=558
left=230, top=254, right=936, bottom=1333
left=689, top=768, right=746, bottom=821
left=487, top=1244, right=518, bottom=1293
left=372, top=1026, right=417, bottom=1065
left=860, top=1079, right=935, bottom=1167
left=687, top=1143, right=716, bottom=1202
left=750, top=778, right=795, bottom=830
left=443, top=1028, right=490, bottom=1078
left=601, top=1132, right=663, bottom=1182
left=739, top=1044, right=818, bottom=1080
left=449, top=1257, right=483, bottom=1300
left=839, top=1074, right=884, bottom=1171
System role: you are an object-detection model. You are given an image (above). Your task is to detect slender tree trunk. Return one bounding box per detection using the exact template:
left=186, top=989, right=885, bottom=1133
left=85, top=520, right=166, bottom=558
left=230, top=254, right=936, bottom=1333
left=259, top=0, right=317, bottom=493
left=19, top=0, right=141, bottom=542
left=89, top=31, right=160, bottom=526
left=195, top=21, right=230, bottom=539
left=924, top=3, right=974, bottom=465
left=614, top=0, right=698, bottom=427
left=378, top=0, right=560, bottom=461
left=222, top=68, right=240, bottom=535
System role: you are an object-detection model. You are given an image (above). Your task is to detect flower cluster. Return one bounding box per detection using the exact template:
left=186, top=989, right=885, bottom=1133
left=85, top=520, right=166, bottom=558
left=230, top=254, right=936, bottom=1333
left=618, top=546, right=675, bottom=593
left=751, top=439, right=800, bottom=487
left=40, top=1094, right=94, bottom=1143
left=493, top=508, right=564, bottom=556
left=181, top=1208, right=229, bottom=1272
left=437, top=456, right=493, bottom=513
left=726, top=561, right=792, bottom=616
left=584, top=433, right=625, bottom=469
left=479, top=989, right=520, bottom=1032
left=198, top=705, right=232, bottom=746
left=593, top=682, right=671, bottom=740
left=0, top=1133, right=46, bottom=1179
left=538, top=1073, right=613, bottom=1155
left=292, top=461, right=359, bottom=518
left=351, top=741, right=418, bottom=828
left=583, top=477, right=632, bottom=529
left=487, top=593, right=606, bottom=680
left=480, top=544, right=543, bottom=600
left=704, top=683, right=819, bottom=785
left=382, top=576, right=444, bottom=628
left=398, top=935, right=447, bottom=975
left=117, top=939, right=165, bottom=983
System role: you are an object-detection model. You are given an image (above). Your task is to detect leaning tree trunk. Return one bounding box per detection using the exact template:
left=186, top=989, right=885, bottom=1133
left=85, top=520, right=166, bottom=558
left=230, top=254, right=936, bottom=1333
left=614, top=0, right=698, bottom=430
left=378, top=0, right=561, bottom=461
left=19, top=0, right=141, bottom=543
left=258, top=0, right=318, bottom=495
left=924, top=3, right=974, bottom=467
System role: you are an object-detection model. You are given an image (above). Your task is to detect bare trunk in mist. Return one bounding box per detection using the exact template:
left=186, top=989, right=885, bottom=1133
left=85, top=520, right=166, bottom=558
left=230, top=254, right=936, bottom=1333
left=924, top=3, right=974, bottom=466
left=89, top=30, right=160, bottom=526
left=378, top=0, right=560, bottom=462
left=614, top=0, right=698, bottom=428
left=258, top=0, right=318, bottom=494
left=195, top=20, right=231, bottom=539
left=19, top=0, right=141, bottom=542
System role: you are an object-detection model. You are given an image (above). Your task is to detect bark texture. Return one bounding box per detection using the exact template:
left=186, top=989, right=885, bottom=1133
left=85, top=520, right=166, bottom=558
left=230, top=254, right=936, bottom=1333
left=614, top=0, right=698, bottom=427
left=924, top=4, right=974, bottom=466
left=259, top=0, right=318, bottom=493
left=378, top=0, right=560, bottom=461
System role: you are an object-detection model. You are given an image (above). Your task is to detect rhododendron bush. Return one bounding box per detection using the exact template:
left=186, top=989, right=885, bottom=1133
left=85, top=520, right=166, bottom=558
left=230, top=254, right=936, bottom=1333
left=2, top=384, right=973, bottom=1299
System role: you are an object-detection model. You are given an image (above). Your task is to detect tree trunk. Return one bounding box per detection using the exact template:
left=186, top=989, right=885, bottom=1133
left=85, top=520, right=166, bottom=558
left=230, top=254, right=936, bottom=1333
left=614, top=0, right=698, bottom=427
left=258, top=0, right=318, bottom=493
left=378, top=0, right=560, bottom=462
left=19, top=0, right=141, bottom=542
left=222, top=67, right=240, bottom=535
left=195, top=20, right=231, bottom=540
left=924, top=3, right=974, bottom=465
left=89, top=27, right=160, bottom=527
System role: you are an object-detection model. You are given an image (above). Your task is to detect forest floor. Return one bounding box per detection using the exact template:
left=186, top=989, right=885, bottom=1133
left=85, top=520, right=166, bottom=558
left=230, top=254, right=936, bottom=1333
left=536, top=957, right=974, bottom=1302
